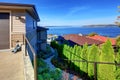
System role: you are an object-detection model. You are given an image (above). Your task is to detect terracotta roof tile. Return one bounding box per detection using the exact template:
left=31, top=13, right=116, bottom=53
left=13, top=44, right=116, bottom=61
left=88, top=35, right=116, bottom=45
left=63, top=34, right=103, bottom=46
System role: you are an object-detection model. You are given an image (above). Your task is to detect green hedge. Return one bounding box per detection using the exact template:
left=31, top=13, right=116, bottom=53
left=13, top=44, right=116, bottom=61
left=80, top=44, right=88, bottom=76
left=88, top=44, right=99, bottom=79
left=115, top=48, right=120, bottom=80
left=37, top=58, right=62, bottom=80
left=51, top=40, right=119, bottom=80
left=98, top=40, right=115, bottom=80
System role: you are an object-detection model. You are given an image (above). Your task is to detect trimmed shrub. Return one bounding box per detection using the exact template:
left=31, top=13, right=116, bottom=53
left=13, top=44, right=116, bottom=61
left=115, top=48, right=120, bottom=80
left=87, top=44, right=99, bottom=79
left=116, top=36, right=120, bottom=48
left=75, top=46, right=82, bottom=71
left=80, top=44, right=88, bottom=75
left=98, top=40, right=115, bottom=80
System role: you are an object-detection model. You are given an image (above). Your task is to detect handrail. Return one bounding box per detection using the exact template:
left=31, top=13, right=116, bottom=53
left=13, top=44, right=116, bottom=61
left=25, top=36, right=37, bottom=80
left=25, top=37, right=36, bottom=56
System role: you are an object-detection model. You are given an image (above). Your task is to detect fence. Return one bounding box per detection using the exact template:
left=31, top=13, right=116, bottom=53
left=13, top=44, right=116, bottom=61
left=60, top=58, right=120, bottom=80
left=25, top=36, right=37, bottom=80
left=58, top=47, right=120, bottom=80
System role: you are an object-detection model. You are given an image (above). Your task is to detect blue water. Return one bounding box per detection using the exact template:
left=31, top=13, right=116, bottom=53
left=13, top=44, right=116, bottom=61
left=47, top=26, right=120, bottom=38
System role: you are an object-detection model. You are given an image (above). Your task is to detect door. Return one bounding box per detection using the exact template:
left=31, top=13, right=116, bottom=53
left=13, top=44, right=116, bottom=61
left=0, top=13, right=10, bottom=49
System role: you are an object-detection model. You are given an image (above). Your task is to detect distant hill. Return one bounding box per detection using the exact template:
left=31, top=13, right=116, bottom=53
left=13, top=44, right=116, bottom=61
left=83, top=24, right=117, bottom=27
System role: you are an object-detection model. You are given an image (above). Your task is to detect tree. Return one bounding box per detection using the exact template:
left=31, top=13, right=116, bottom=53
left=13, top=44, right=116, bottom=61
left=76, top=46, right=82, bottom=72
left=97, top=40, right=115, bottom=80
left=88, top=44, right=99, bottom=79
left=116, top=36, right=120, bottom=48
left=88, top=32, right=98, bottom=37
left=80, top=44, right=88, bottom=75
left=115, top=6, right=120, bottom=27
left=115, top=49, right=120, bottom=80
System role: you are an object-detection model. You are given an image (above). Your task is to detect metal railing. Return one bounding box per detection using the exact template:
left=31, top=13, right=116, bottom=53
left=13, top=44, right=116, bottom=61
left=25, top=36, right=37, bottom=80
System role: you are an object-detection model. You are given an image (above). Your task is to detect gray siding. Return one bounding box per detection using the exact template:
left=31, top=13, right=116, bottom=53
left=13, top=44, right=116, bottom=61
left=25, top=12, right=37, bottom=60
left=26, top=12, right=37, bottom=31
left=37, top=30, right=47, bottom=52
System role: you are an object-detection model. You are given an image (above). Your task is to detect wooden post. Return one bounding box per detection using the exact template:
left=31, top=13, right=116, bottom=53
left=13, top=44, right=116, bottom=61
left=94, top=62, right=97, bottom=80
left=25, top=37, right=37, bottom=80
left=34, top=54, right=37, bottom=80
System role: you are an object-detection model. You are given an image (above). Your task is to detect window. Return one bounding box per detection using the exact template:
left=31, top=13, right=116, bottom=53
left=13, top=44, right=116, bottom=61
left=33, top=20, right=36, bottom=29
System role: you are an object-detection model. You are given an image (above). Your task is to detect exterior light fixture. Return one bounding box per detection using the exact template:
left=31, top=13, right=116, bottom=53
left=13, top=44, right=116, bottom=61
left=15, top=16, right=21, bottom=20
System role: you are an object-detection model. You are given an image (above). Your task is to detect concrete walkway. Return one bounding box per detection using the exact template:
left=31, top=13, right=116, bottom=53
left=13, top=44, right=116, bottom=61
left=44, top=55, right=56, bottom=70
left=0, top=50, right=25, bottom=80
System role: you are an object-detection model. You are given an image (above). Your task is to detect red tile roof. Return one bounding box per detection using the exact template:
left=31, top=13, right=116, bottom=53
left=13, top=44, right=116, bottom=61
left=87, top=35, right=116, bottom=45
left=63, top=34, right=103, bottom=46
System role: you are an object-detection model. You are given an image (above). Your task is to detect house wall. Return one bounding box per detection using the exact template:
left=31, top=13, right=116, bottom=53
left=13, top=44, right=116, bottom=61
left=40, top=30, right=47, bottom=51
left=11, top=10, right=25, bottom=33
left=40, top=30, right=47, bottom=40
left=37, top=30, right=47, bottom=52
left=0, top=9, right=26, bottom=48
left=0, top=9, right=26, bottom=33
left=26, top=12, right=37, bottom=60
left=0, top=8, right=40, bottom=58
left=10, top=9, right=26, bottom=47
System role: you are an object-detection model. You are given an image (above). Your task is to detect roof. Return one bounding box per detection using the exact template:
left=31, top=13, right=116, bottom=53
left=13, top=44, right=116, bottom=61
left=63, top=34, right=103, bottom=46
left=0, top=2, right=40, bottom=21
left=87, top=35, right=116, bottom=45
left=37, top=26, right=48, bottom=31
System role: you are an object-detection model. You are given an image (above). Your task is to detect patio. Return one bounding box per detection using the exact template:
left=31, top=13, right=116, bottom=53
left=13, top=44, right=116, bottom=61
left=0, top=50, right=25, bottom=80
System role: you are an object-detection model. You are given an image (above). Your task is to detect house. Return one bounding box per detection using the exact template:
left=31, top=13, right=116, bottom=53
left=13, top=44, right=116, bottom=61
left=63, top=34, right=103, bottom=46
left=37, top=26, right=48, bottom=53
left=47, top=34, right=58, bottom=44
left=87, top=35, right=116, bottom=46
left=0, top=2, right=48, bottom=55
left=0, top=2, right=49, bottom=80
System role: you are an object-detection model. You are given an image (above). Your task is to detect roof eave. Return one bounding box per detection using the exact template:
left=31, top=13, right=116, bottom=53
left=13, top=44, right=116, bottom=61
left=0, top=2, right=40, bottom=21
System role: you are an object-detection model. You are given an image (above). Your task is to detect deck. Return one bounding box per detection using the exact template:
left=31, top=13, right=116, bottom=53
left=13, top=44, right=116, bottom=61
left=0, top=50, right=25, bottom=80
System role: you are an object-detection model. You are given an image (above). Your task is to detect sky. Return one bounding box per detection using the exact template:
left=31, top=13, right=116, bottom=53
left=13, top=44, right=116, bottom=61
left=0, top=0, right=120, bottom=26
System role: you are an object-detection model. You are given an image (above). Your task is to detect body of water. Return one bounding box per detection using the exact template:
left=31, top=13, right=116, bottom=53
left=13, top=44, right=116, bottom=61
left=47, top=26, right=120, bottom=38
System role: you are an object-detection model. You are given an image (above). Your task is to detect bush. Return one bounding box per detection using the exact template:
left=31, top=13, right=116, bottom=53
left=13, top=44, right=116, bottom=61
left=38, top=45, right=52, bottom=58
left=98, top=40, right=115, bottom=80
left=51, top=56, right=68, bottom=70
left=37, top=58, right=62, bottom=80
left=50, top=40, right=59, bottom=49
left=38, top=74, right=44, bottom=80
left=51, top=68, right=62, bottom=80
left=88, top=44, right=99, bottom=79
left=115, top=48, right=120, bottom=80
left=88, top=32, right=98, bottom=37
left=116, top=36, right=120, bottom=47
left=51, top=40, right=117, bottom=80
left=37, top=58, right=46, bottom=67
left=80, top=44, right=88, bottom=75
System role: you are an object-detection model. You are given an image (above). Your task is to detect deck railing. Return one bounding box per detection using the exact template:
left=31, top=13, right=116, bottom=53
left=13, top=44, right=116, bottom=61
left=25, top=36, right=37, bottom=80
left=61, top=58, right=120, bottom=80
